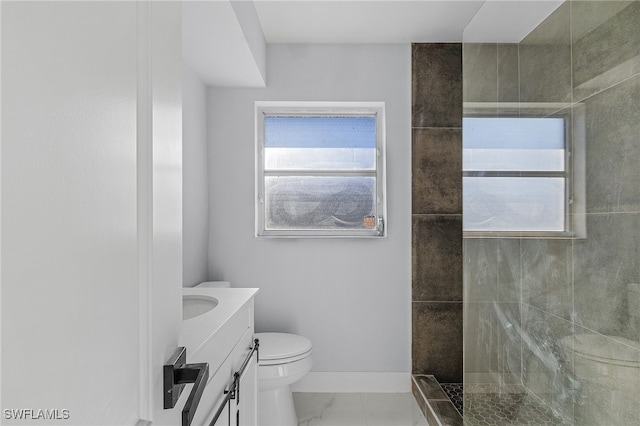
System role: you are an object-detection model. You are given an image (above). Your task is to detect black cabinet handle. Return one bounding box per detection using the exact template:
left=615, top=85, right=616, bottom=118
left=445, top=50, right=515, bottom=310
left=164, top=347, right=210, bottom=426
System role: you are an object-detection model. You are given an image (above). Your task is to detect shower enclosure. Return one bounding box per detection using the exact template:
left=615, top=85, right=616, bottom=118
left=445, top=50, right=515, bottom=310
left=463, top=1, right=640, bottom=425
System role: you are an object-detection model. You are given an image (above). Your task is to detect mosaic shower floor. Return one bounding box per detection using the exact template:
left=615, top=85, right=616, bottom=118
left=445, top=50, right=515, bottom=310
left=441, top=383, right=464, bottom=416
left=452, top=383, right=571, bottom=426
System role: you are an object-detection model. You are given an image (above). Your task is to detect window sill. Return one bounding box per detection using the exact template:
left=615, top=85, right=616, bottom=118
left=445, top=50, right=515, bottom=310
left=463, top=230, right=585, bottom=240
left=256, top=229, right=386, bottom=238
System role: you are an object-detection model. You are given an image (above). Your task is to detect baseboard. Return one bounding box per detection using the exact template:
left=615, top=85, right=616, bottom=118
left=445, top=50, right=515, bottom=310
left=290, top=372, right=411, bottom=393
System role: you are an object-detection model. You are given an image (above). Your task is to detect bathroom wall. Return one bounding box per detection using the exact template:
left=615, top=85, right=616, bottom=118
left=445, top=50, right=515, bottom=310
left=207, top=44, right=412, bottom=390
left=411, top=43, right=463, bottom=383
left=1, top=2, right=184, bottom=423
left=183, top=64, right=210, bottom=287
left=464, top=1, right=640, bottom=423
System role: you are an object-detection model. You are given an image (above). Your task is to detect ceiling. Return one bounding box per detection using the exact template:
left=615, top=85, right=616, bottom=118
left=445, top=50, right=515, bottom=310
left=253, top=0, right=564, bottom=44
left=253, top=0, right=483, bottom=44
left=183, top=0, right=564, bottom=87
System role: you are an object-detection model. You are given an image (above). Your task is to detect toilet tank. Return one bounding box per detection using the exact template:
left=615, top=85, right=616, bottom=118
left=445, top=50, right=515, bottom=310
left=197, top=281, right=231, bottom=288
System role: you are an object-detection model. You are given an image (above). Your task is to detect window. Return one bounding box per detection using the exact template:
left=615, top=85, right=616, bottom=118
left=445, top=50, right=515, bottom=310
left=463, top=116, right=575, bottom=237
left=255, top=102, right=386, bottom=238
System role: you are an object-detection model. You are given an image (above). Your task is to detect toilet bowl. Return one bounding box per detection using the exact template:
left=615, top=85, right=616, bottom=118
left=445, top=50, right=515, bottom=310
left=195, top=282, right=313, bottom=426
left=255, top=332, right=313, bottom=426
left=562, top=333, right=640, bottom=425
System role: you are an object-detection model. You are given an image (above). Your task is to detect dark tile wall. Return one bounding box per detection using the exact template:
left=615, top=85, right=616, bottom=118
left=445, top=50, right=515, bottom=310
left=412, top=128, right=462, bottom=215
left=412, top=215, right=462, bottom=302
left=412, top=44, right=463, bottom=129
left=411, top=43, right=463, bottom=382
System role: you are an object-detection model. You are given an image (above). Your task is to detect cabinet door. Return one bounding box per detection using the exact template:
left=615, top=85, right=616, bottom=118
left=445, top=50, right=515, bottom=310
left=237, top=351, right=258, bottom=426
left=211, top=399, right=235, bottom=426
left=208, top=353, right=255, bottom=426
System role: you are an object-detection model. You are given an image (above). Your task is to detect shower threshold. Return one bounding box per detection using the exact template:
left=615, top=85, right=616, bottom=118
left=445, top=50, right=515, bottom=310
left=411, top=375, right=463, bottom=426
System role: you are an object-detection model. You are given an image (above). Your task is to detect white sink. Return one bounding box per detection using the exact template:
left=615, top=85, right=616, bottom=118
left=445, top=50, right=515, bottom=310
left=180, top=287, right=259, bottom=362
left=183, top=295, right=218, bottom=320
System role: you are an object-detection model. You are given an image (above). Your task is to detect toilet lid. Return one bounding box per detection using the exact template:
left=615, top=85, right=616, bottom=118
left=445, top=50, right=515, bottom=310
left=255, top=332, right=312, bottom=363
left=564, top=334, right=640, bottom=365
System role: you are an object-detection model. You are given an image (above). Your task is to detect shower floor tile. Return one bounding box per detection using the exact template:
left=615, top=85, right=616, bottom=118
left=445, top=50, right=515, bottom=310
left=415, top=377, right=572, bottom=426
left=463, top=384, right=571, bottom=426
left=441, top=383, right=463, bottom=416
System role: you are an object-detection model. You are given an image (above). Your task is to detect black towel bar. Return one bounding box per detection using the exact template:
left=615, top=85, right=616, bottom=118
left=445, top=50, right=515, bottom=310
left=163, top=347, right=210, bottom=426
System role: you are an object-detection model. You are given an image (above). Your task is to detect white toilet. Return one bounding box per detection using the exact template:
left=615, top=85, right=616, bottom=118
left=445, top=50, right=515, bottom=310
left=195, top=282, right=313, bottom=426
left=254, top=332, right=313, bottom=426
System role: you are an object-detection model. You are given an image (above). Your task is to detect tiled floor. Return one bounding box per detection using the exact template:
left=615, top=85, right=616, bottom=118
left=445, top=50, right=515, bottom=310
left=463, top=385, right=571, bottom=426
left=412, top=375, right=570, bottom=426
left=441, top=383, right=463, bottom=416
left=293, top=392, right=429, bottom=426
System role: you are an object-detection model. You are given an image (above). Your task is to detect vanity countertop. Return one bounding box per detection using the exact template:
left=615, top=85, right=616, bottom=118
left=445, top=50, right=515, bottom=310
left=180, top=287, right=259, bottom=356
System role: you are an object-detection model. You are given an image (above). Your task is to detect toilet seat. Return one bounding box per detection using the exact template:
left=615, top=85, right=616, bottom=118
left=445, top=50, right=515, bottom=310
left=255, top=332, right=313, bottom=365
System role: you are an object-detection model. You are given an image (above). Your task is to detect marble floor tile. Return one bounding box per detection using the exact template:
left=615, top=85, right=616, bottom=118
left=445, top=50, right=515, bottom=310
left=361, top=393, right=429, bottom=426
left=293, top=393, right=428, bottom=426
left=294, top=393, right=367, bottom=426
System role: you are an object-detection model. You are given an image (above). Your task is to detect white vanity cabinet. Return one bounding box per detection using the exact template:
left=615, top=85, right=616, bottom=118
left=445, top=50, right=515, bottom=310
left=207, top=329, right=258, bottom=426
left=179, top=288, right=259, bottom=426
left=236, top=350, right=258, bottom=426
left=211, top=346, right=258, bottom=426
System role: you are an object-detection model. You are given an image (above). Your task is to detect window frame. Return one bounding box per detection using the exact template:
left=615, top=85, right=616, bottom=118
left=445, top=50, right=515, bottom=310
left=462, top=105, right=585, bottom=239
left=255, top=101, right=387, bottom=238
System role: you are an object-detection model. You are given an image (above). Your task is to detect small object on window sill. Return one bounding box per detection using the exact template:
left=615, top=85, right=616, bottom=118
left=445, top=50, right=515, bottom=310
left=364, top=215, right=376, bottom=229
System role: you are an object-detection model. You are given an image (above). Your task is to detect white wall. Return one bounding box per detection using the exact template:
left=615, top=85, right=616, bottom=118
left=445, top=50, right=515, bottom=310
left=207, top=44, right=411, bottom=387
left=183, top=64, right=210, bottom=287
left=2, top=2, right=184, bottom=424
left=2, top=3, right=139, bottom=422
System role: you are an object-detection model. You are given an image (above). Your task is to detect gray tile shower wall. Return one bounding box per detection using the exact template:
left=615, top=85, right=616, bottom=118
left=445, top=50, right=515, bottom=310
left=463, top=2, right=640, bottom=424
left=573, top=213, right=640, bottom=337
left=411, top=43, right=463, bottom=383
left=518, top=2, right=572, bottom=105
left=520, top=239, right=573, bottom=321
left=462, top=43, right=498, bottom=104
left=496, top=44, right=519, bottom=104
left=571, top=1, right=640, bottom=102
left=581, top=75, right=640, bottom=214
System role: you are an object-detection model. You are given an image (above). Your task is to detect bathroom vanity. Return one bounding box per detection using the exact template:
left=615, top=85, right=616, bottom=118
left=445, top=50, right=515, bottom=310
left=178, top=287, right=259, bottom=426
